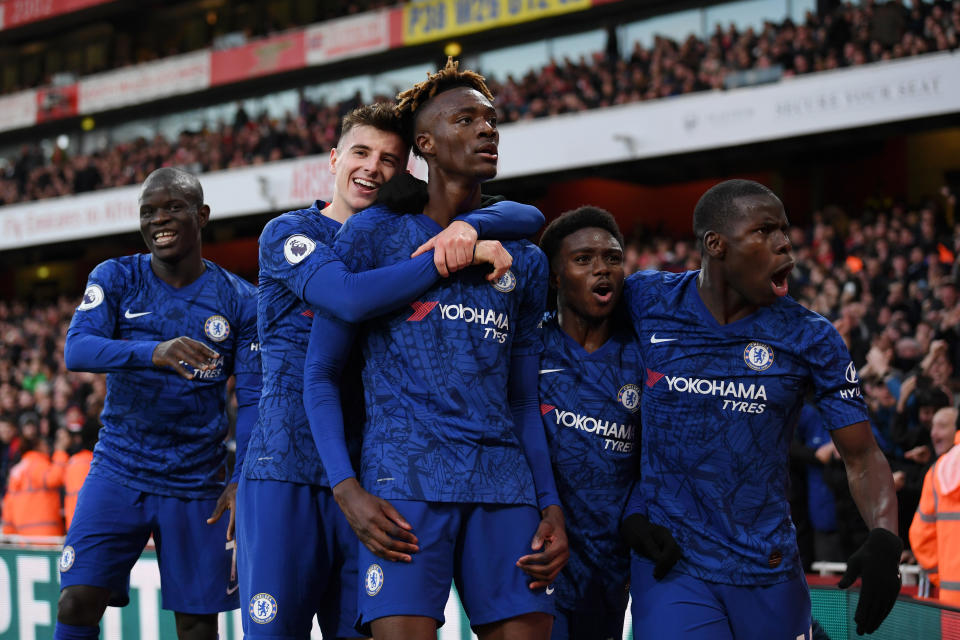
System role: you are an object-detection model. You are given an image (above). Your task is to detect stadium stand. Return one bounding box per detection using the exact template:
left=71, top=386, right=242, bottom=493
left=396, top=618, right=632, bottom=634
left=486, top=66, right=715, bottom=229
left=0, top=0, right=404, bottom=95
left=1, top=0, right=958, bottom=206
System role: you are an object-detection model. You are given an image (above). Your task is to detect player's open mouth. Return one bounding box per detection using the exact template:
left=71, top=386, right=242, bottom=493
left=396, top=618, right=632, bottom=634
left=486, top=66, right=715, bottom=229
left=770, top=262, right=793, bottom=297
left=153, top=230, right=177, bottom=247
left=475, top=143, right=498, bottom=161
left=592, top=281, right=614, bottom=304
left=353, top=177, right=379, bottom=194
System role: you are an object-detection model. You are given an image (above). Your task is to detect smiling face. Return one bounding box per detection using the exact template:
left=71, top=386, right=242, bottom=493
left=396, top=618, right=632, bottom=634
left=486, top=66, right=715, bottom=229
left=138, top=180, right=208, bottom=264
left=553, top=227, right=625, bottom=322
left=931, top=407, right=958, bottom=457
left=714, top=194, right=795, bottom=308
left=329, top=124, right=407, bottom=214
left=415, top=87, right=499, bottom=182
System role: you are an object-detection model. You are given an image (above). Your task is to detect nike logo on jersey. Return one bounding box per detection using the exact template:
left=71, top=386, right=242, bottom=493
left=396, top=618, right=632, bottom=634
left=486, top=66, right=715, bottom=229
left=538, top=368, right=565, bottom=374
left=650, top=334, right=677, bottom=344
left=124, top=309, right=152, bottom=319
left=545, top=586, right=555, bottom=595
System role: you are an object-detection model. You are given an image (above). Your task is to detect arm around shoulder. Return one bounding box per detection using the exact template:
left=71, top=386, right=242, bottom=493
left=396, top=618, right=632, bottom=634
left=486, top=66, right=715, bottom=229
left=459, top=201, right=544, bottom=239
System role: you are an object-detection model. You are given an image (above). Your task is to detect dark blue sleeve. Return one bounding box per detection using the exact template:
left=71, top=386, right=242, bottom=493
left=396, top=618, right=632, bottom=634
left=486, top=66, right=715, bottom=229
left=231, top=379, right=259, bottom=484
left=302, top=313, right=357, bottom=488
left=65, top=261, right=159, bottom=372
left=456, top=201, right=545, bottom=239
left=807, top=317, right=870, bottom=431
left=514, top=248, right=548, bottom=357
left=299, top=252, right=439, bottom=323
left=64, top=333, right=159, bottom=372
left=510, top=352, right=560, bottom=511
left=230, top=288, right=261, bottom=484
left=622, top=479, right=646, bottom=522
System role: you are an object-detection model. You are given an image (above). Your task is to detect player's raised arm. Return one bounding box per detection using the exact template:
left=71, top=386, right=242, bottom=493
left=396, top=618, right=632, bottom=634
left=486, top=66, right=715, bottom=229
left=411, top=199, right=545, bottom=276
left=459, top=199, right=545, bottom=239
left=302, top=312, right=419, bottom=563
left=263, top=213, right=438, bottom=324
left=268, top=215, right=512, bottom=325
left=297, top=245, right=509, bottom=322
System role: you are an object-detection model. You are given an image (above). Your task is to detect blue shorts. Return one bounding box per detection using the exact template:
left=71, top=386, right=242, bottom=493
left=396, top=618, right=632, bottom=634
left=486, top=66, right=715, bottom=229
left=551, top=605, right=626, bottom=640
left=630, top=555, right=812, bottom=640
left=236, top=476, right=359, bottom=639
left=58, top=474, right=236, bottom=614
left=357, top=500, right=554, bottom=633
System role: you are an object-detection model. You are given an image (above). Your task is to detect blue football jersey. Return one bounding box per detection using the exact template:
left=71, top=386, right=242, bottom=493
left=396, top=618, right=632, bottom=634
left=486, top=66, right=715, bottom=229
left=624, top=270, right=868, bottom=585
left=333, top=205, right=547, bottom=506
left=243, top=201, right=355, bottom=486
left=66, top=254, right=259, bottom=499
left=539, top=315, right=641, bottom=612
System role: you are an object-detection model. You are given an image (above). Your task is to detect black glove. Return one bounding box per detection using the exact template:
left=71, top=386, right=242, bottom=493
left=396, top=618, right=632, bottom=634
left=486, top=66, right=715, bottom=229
left=620, top=513, right=681, bottom=580
left=376, top=173, right=428, bottom=213
left=838, top=527, right=903, bottom=635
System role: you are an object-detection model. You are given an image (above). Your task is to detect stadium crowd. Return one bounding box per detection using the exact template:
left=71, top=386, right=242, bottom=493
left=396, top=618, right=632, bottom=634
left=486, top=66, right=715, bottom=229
left=0, top=187, right=957, bottom=572
left=1, top=1, right=404, bottom=95
left=1, top=0, right=958, bottom=207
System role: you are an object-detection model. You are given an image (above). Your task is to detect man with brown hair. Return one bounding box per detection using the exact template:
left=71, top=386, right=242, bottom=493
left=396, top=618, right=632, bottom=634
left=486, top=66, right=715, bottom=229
left=238, top=102, right=544, bottom=639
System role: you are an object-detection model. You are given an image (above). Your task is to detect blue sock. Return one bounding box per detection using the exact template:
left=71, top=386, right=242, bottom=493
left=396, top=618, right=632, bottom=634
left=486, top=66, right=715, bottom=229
left=54, top=622, right=99, bottom=639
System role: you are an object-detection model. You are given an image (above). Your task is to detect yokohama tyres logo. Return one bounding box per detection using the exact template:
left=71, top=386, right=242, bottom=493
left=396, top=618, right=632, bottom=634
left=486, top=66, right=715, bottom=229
left=406, top=301, right=438, bottom=321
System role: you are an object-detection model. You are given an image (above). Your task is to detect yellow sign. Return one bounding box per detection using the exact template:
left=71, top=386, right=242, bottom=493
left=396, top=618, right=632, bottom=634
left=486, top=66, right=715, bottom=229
left=402, top=0, right=592, bottom=45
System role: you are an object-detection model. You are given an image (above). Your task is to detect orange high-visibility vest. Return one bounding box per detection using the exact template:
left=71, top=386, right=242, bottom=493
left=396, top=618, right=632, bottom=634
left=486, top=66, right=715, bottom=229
left=0, top=450, right=66, bottom=537
left=64, top=449, right=93, bottom=531
left=910, top=431, right=960, bottom=606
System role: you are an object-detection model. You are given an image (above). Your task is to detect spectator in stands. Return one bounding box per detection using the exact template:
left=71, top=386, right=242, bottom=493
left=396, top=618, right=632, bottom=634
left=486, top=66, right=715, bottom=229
left=931, top=406, right=960, bottom=460
left=2, top=1, right=959, bottom=207
left=893, top=371, right=952, bottom=463
left=910, top=406, right=960, bottom=606
left=794, top=403, right=846, bottom=563
left=63, top=418, right=97, bottom=531
left=1, top=428, right=68, bottom=537
left=0, top=416, right=21, bottom=499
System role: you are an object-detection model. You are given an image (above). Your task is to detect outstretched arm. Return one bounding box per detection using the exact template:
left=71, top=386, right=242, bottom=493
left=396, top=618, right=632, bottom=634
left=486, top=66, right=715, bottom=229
left=458, top=200, right=545, bottom=239
left=298, top=252, right=439, bottom=323
left=302, top=313, right=419, bottom=562
left=66, top=324, right=218, bottom=379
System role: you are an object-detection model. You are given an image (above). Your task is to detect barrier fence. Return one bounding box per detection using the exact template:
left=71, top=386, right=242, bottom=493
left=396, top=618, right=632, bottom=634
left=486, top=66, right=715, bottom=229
left=812, top=587, right=960, bottom=639
left=2, top=543, right=958, bottom=639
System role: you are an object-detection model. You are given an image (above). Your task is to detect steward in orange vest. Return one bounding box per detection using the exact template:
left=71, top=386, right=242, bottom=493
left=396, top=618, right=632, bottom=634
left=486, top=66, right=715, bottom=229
left=910, top=430, right=960, bottom=606
left=64, top=448, right=93, bottom=531
left=1, top=435, right=68, bottom=537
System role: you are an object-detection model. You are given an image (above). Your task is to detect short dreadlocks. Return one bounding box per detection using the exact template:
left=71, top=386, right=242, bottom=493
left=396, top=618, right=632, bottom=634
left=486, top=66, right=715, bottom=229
left=395, top=57, right=495, bottom=157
